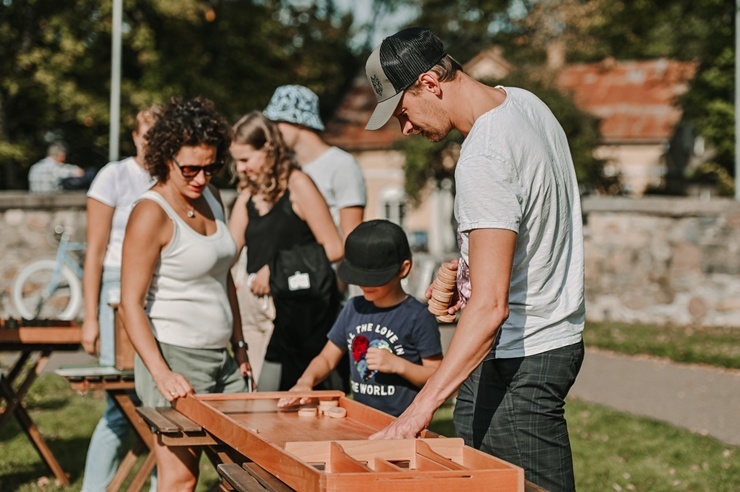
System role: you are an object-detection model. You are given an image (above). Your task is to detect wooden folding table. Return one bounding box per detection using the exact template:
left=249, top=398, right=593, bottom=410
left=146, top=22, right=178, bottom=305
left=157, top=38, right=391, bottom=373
left=56, top=366, right=157, bottom=492
left=0, top=318, right=82, bottom=486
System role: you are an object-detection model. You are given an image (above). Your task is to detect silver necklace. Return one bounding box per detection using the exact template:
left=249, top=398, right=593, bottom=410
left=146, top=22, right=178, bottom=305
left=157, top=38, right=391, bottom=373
left=169, top=189, right=196, bottom=218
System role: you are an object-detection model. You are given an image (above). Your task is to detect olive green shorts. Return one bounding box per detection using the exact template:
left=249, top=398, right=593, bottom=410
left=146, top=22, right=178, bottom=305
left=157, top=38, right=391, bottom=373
left=135, top=341, right=247, bottom=407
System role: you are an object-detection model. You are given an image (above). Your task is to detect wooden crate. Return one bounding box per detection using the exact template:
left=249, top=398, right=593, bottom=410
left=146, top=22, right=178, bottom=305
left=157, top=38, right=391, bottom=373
left=112, top=306, right=135, bottom=371
left=174, top=392, right=524, bottom=492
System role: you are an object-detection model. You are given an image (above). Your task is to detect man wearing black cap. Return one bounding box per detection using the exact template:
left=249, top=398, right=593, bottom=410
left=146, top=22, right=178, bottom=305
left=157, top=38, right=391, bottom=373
left=364, top=27, right=585, bottom=492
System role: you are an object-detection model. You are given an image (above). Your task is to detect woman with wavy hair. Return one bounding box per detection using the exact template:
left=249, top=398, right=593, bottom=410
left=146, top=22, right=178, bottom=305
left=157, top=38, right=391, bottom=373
left=228, top=111, right=343, bottom=392
left=119, top=97, right=250, bottom=490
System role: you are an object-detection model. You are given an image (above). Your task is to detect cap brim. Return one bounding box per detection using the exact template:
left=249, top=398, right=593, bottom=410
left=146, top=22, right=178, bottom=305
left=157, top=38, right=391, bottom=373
left=365, top=91, right=403, bottom=131
left=338, top=261, right=399, bottom=287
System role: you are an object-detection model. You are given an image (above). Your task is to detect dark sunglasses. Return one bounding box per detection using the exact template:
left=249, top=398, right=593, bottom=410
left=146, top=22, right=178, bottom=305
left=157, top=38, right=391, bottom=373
left=172, top=156, right=224, bottom=179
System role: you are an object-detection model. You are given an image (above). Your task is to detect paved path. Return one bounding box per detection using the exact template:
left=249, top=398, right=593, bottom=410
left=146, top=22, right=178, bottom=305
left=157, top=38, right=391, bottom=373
left=570, top=348, right=740, bottom=447
left=41, top=343, right=740, bottom=447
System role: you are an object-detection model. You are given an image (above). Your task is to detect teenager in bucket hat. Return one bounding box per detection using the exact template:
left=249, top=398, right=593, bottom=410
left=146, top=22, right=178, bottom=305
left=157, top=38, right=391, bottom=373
left=277, top=219, right=443, bottom=418
left=363, top=27, right=586, bottom=492
left=263, top=85, right=366, bottom=246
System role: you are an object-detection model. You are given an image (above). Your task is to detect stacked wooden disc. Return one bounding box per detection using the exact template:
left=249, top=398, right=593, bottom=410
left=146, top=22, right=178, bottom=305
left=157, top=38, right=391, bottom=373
left=427, top=264, right=457, bottom=323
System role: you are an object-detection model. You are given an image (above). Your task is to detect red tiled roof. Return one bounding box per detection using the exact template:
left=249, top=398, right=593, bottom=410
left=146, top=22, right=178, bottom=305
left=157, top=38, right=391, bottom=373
left=556, top=59, right=698, bottom=143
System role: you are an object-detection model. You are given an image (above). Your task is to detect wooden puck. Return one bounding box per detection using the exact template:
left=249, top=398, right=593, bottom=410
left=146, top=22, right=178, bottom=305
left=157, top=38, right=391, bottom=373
left=436, top=313, right=457, bottom=323
left=318, top=399, right=339, bottom=408
left=326, top=407, right=347, bottom=418
left=298, top=406, right=317, bottom=417
left=428, top=305, right=450, bottom=317
left=428, top=295, right=448, bottom=306
left=437, top=267, right=457, bottom=282
left=433, top=277, right=456, bottom=292
left=431, top=289, right=453, bottom=303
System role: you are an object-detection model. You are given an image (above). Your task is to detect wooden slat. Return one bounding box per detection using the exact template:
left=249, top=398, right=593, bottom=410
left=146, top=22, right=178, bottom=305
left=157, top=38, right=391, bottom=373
left=327, top=442, right=372, bottom=474
left=415, top=440, right=467, bottom=470
left=370, top=458, right=405, bottom=472
left=136, top=407, right=179, bottom=433
left=218, top=464, right=265, bottom=492
left=243, top=462, right=295, bottom=492
left=0, top=327, right=81, bottom=344
left=157, top=407, right=203, bottom=433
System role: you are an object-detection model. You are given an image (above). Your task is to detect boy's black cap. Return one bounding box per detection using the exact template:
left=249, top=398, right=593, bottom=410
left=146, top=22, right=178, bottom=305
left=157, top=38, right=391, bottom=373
left=338, top=220, right=411, bottom=287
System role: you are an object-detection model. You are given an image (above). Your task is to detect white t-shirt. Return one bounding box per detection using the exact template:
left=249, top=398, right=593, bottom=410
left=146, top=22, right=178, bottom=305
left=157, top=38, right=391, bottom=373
left=455, top=86, right=585, bottom=358
left=87, top=157, right=156, bottom=269
left=302, top=146, right=367, bottom=233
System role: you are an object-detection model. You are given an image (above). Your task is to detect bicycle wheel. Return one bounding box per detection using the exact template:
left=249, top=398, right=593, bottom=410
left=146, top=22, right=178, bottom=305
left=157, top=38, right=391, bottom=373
left=12, top=259, right=83, bottom=320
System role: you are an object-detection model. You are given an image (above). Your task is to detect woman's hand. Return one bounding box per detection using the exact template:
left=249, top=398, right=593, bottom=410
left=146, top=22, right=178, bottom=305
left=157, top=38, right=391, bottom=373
left=81, top=317, right=101, bottom=356
left=250, top=265, right=271, bottom=296
left=154, top=370, right=194, bottom=402
left=233, top=347, right=254, bottom=391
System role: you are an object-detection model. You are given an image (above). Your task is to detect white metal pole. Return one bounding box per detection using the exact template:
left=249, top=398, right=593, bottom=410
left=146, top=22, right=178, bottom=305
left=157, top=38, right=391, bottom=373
left=735, top=0, right=739, bottom=199
left=108, top=0, right=122, bottom=162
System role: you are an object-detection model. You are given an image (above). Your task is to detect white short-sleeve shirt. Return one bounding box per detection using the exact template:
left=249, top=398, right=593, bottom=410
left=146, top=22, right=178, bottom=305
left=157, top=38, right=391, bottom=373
left=455, top=87, right=585, bottom=358
left=302, top=146, right=367, bottom=232
left=87, top=157, right=156, bottom=269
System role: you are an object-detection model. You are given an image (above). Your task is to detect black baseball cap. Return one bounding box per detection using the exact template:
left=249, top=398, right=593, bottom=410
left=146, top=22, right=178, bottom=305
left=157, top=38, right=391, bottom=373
left=364, top=27, right=447, bottom=130
left=338, top=220, right=411, bottom=287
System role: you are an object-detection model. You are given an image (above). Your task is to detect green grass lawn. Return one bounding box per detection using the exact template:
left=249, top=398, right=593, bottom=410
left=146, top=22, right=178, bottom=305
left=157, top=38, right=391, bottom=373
left=583, top=321, right=740, bottom=370
left=1, top=321, right=738, bottom=491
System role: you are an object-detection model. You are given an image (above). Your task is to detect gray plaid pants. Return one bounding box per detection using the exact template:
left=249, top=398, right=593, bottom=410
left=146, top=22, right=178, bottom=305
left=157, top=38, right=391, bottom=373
left=454, top=340, right=584, bottom=492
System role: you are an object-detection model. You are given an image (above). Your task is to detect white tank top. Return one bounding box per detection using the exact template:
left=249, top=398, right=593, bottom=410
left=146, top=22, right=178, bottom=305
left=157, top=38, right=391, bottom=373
left=140, top=188, right=237, bottom=349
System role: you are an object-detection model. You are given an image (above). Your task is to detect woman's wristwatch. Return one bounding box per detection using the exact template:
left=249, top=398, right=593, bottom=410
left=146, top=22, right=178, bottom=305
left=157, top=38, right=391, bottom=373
left=232, top=340, right=249, bottom=351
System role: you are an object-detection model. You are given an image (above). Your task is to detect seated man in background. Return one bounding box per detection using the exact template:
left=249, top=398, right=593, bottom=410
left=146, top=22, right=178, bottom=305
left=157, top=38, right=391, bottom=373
left=28, top=141, right=86, bottom=193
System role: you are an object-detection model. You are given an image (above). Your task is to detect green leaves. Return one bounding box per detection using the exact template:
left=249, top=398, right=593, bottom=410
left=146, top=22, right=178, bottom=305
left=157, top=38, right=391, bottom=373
left=0, top=0, right=359, bottom=188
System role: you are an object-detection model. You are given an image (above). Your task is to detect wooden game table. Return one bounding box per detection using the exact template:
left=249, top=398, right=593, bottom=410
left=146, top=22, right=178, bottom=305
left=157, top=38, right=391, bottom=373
left=173, top=391, right=533, bottom=492
left=0, top=318, right=82, bottom=486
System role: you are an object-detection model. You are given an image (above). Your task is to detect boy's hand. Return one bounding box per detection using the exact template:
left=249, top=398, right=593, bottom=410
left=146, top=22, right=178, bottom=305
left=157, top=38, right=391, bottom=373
left=366, top=347, right=400, bottom=374
left=277, top=382, right=314, bottom=409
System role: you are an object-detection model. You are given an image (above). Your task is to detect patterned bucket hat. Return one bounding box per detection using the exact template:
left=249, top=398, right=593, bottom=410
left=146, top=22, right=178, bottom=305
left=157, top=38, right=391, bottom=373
left=263, top=85, right=325, bottom=131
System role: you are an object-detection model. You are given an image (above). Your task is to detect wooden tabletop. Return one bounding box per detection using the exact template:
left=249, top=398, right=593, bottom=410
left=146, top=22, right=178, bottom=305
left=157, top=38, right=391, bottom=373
left=0, top=319, right=81, bottom=348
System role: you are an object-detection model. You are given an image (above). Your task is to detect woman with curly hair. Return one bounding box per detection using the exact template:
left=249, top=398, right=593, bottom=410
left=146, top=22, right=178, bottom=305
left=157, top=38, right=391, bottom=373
left=119, top=97, right=250, bottom=490
left=228, top=111, right=343, bottom=392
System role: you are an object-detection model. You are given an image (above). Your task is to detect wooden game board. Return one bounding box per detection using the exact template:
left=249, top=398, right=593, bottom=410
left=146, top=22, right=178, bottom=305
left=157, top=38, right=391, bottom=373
left=174, top=391, right=524, bottom=492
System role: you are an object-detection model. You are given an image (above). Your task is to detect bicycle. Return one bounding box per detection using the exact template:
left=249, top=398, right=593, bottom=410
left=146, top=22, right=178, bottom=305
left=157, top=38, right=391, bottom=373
left=12, top=225, right=86, bottom=320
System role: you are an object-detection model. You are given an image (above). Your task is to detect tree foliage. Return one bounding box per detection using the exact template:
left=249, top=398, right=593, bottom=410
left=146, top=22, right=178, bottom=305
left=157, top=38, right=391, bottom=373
left=0, top=0, right=359, bottom=189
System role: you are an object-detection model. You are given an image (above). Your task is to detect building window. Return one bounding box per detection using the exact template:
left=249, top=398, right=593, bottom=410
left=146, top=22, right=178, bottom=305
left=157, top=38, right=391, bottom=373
left=380, top=186, right=406, bottom=226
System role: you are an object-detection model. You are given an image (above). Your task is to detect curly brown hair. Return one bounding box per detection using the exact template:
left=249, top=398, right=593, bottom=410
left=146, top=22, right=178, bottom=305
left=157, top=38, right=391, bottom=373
left=230, top=111, right=297, bottom=204
left=145, top=97, right=232, bottom=182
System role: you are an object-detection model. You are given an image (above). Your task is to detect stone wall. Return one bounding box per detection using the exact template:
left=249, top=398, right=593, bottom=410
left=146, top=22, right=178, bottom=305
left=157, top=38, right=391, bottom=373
left=1, top=192, right=739, bottom=327
left=583, top=197, right=740, bottom=327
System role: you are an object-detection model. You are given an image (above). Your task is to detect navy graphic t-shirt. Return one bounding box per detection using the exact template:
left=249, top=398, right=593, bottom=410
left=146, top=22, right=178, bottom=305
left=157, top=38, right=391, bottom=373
left=327, top=296, right=442, bottom=417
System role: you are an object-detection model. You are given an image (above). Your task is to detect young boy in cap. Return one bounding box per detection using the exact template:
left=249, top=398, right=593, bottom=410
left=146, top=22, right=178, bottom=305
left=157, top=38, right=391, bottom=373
left=278, top=219, right=443, bottom=417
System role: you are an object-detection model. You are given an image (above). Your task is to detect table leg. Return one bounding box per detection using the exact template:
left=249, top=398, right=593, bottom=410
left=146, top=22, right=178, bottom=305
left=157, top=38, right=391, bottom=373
left=0, top=351, right=36, bottom=429
left=0, top=376, right=70, bottom=485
